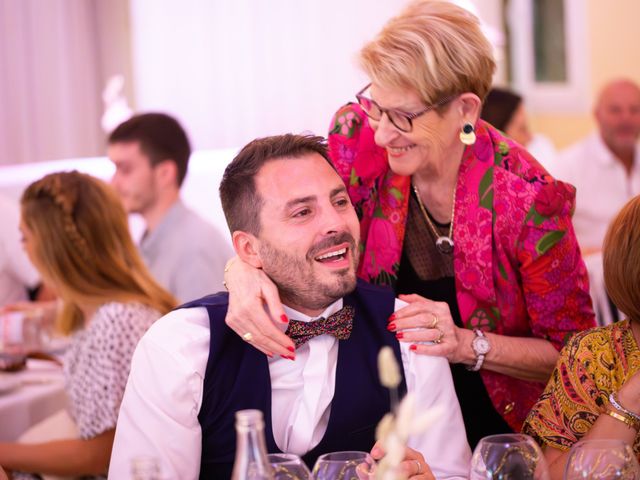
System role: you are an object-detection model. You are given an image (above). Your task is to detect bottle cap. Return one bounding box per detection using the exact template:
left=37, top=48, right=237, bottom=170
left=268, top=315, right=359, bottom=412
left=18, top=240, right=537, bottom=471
left=235, top=409, right=265, bottom=430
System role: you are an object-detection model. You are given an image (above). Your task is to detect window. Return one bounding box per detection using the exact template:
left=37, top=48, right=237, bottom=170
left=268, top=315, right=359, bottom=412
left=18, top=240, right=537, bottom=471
left=507, top=0, right=589, bottom=112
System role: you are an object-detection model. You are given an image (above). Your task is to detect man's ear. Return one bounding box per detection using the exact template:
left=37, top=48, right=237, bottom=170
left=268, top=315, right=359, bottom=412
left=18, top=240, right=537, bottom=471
left=154, top=159, right=178, bottom=188
left=232, top=231, right=263, bottom=269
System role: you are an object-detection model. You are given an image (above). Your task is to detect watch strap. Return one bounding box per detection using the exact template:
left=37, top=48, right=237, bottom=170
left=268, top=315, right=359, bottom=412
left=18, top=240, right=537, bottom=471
left=468, top=329, right=487, bottom=372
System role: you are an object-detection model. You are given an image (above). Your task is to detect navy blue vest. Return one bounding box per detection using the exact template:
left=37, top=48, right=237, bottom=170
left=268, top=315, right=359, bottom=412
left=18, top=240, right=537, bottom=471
left=180, top=280, right=407, bottom=479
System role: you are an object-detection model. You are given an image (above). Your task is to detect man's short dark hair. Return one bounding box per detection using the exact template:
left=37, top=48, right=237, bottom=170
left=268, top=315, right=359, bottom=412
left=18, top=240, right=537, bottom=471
left=219, top=134, right=333, bottom=235
left=108, top=112, right=191, bottom=187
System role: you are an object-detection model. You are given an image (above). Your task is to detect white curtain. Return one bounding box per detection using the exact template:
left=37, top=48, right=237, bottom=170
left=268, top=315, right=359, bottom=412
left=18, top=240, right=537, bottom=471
left=0, top=0, right=132, bottom=165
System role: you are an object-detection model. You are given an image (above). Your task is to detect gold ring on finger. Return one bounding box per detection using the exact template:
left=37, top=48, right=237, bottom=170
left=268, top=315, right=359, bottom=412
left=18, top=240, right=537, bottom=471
left=242, top=332, right=253, bottom=342
left=430, top=313, right=438, bottom=328
left=415, top=459, right=422, bottom=475
left=434, top=328, right=444, bottom=344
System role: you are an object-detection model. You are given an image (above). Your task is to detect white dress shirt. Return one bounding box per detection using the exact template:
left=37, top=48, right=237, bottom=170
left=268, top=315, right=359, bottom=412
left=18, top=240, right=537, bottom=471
left=109, top=298, right=471, bottom=479
left=549, top=133, right=640, bottom=251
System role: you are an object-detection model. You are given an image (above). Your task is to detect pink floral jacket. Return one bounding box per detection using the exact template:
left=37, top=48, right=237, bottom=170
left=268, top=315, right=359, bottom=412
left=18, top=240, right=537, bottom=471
left=328, top=103, right=596, bottom=431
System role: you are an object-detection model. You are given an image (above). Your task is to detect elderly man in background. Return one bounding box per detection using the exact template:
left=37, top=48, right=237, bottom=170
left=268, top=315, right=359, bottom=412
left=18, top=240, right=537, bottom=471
left=551, top=79, right=640, bottom=324
left=552, top=79, right=640, bottom=254
left=109, top=113, right=233, bottom=303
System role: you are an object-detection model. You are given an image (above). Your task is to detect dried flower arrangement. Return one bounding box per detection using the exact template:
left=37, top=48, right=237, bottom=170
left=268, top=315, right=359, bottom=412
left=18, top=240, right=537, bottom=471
left=375, top=346, right=442, bottom=480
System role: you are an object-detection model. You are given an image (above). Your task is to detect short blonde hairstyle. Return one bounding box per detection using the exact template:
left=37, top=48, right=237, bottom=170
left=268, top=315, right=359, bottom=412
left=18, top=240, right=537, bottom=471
left=603, top=195, right=640, bottom=324
left=359, top=0, right=496, bottom=105
left=21, top=171, right=177, bottom=334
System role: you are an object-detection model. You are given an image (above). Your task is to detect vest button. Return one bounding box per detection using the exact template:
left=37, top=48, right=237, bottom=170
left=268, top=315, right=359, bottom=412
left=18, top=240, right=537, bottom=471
left=503, top=401, right=515, bottom=415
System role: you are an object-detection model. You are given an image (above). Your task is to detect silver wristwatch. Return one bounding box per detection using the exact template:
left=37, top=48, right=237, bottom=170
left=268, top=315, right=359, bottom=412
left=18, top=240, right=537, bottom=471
left=468, top=329, right=490, bottom=371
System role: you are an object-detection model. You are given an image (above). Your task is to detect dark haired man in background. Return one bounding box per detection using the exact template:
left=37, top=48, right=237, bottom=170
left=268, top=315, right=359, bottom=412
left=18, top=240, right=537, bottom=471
left=109, top=112, right=232, bottom=302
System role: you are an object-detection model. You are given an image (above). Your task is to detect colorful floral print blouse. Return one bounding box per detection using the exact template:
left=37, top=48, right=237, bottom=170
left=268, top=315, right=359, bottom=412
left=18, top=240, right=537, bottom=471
left=327, top=103, right=596, bottom=431
left=523, top=320, right=640, bottom=457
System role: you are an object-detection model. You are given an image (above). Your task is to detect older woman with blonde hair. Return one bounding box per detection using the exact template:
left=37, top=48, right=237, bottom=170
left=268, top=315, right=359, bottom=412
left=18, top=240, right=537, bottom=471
left=524, top=194, right=640, bottom=478
left=0, top=171, right=176, bottom=479
left=223, top=0, right=594, bottom=448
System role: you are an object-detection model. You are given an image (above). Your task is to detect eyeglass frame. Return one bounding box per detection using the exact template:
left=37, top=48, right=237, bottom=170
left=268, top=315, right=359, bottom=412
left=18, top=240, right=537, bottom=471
left=355, top=83, right=457, bottom=133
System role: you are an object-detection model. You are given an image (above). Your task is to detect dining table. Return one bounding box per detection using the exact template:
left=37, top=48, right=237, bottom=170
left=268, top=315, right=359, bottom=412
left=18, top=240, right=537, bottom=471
left=0, top=358, right=68, bottom=441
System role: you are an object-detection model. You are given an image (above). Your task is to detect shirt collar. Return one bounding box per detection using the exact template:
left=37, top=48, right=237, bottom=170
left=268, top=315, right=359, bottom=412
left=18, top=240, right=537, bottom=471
left=282, top=298, right=343, bottom=324
left=592, top=133, right=640, bottom=169
left=140, top=199, right=186, bottom=249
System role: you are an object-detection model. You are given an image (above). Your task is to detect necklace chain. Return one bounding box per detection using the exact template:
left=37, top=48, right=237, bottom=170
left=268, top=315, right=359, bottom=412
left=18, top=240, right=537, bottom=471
left=412, top=182, right=456, bottom=254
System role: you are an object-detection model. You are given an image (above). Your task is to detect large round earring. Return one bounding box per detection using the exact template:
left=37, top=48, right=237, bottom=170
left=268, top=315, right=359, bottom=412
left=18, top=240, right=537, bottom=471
left=459, top=122, right=476, bottom=145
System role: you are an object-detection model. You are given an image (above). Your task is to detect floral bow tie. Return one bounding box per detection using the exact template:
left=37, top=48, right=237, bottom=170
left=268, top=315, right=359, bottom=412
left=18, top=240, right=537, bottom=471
left=285, top=305, right=355, bottom=348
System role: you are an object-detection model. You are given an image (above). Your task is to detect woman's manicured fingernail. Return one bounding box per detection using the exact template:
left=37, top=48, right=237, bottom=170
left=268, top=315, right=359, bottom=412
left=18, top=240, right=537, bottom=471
left=410, top=344, right=417, bottom=351
left=287, top=346, right=295, bottom=353
left=396, top=332, right=404, bottom=339
left=281, top=314, right=289, bottom=323
left=388, top=313, right=396, bottom=322
left=387, top=322, right=396, bottom=332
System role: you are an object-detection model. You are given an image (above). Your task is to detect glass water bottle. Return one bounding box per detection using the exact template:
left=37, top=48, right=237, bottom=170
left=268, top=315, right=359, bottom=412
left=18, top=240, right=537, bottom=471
left=231, top=409, right=274, bottom=480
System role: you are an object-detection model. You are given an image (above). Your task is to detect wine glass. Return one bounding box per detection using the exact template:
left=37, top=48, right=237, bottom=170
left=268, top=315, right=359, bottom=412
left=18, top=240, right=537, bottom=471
left=564, top=438, right=640, bottom=479
left=312, top=451, right=377, bottom=480
left=267, top=453, right=311, bottom=480
left=470, top=433, right=549, bottom=480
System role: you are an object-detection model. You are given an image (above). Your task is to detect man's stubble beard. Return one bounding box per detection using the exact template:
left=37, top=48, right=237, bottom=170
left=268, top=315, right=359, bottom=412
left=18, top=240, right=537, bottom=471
left=259, top=232, right=359, bottom=312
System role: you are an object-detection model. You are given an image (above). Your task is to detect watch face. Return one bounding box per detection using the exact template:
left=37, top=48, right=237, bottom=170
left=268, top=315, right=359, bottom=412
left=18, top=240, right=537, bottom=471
left=473, top=336, right=491, bottom=355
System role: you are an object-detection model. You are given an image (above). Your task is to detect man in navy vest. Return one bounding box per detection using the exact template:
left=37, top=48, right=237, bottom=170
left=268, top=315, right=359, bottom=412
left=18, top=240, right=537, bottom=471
left=109, top=134, right=470, bottom=479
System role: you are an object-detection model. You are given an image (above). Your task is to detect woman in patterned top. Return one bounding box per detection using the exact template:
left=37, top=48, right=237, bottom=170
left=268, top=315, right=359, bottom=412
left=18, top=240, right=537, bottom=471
left=222, top=0, right=594, bottom=446
left=0, top=171, right=176, bottom=479
left=524, top=195, right=640, bottom=478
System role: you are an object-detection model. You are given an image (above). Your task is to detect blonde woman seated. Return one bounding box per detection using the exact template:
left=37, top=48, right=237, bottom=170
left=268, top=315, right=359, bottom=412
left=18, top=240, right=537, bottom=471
left=0, top=171, right=176, bottom=479
left=523, top=194, right=640, bottom=477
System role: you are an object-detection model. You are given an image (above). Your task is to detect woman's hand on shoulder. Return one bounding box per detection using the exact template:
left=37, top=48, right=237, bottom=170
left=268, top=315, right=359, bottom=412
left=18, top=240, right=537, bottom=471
left=224, top=257, right=295, bottom=358
left=392, top=294, right=471, bottom=364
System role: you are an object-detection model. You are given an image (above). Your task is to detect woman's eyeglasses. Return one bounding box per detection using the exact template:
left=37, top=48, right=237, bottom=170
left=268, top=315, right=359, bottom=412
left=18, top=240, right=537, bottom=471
left=355, top=83, right=454, bottom=133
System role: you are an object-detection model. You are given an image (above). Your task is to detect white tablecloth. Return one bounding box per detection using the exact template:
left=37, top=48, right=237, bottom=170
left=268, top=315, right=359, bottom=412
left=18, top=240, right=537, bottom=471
left=0, top=359, right=68, bottom=441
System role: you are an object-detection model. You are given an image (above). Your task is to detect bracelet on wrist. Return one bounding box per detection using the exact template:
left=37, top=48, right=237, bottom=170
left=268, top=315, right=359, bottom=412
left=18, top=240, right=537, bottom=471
left=224, top=258, right=237, bottom=274
left=609, top=392, right=640, bottom=423
left=223, top=258, right=237, bottom=291
left=605, top=409, right=640, bottom=431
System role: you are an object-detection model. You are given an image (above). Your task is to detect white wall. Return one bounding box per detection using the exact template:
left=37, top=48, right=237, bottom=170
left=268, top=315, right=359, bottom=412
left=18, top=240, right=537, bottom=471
left=128, top=0, right=407, bottom=150
left=128, top=0, right=502, bottom=151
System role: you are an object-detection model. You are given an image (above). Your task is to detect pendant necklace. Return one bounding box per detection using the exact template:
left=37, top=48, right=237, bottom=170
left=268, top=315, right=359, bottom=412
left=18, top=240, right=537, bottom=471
left=412, top=183, right=456, bottom=254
